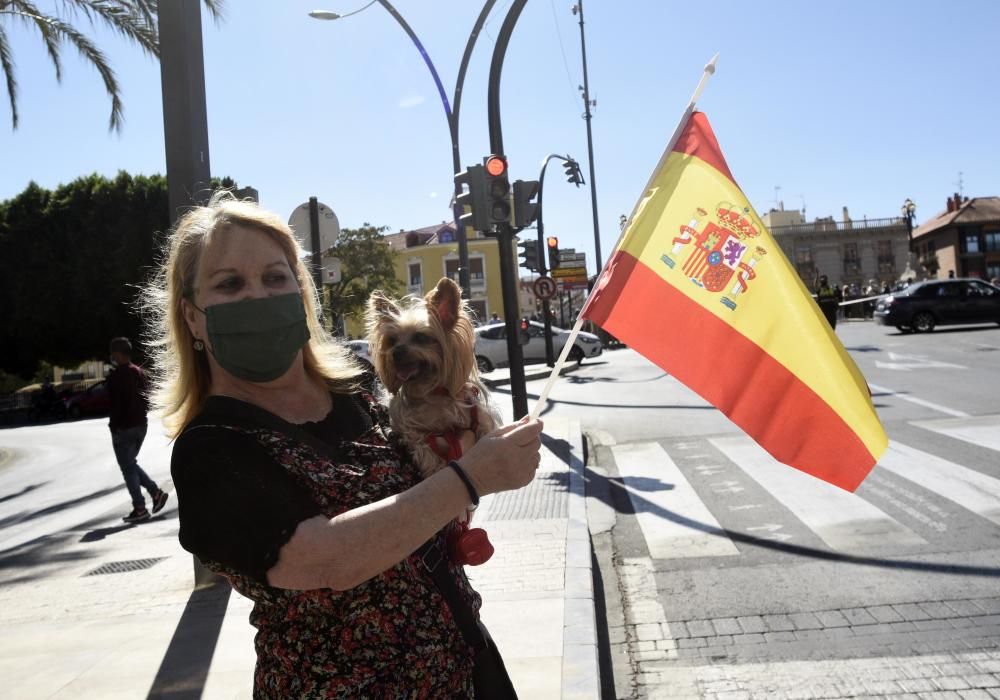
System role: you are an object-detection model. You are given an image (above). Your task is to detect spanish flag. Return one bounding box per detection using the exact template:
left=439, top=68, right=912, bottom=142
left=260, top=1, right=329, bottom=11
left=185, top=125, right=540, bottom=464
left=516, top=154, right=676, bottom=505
left=581, top=112, right=887, bottom=491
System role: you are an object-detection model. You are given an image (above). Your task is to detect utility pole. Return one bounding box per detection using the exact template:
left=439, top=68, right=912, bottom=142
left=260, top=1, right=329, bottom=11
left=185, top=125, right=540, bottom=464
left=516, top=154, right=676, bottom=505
left=572, top=1, right=603, bottom=274
left=487, top=0, right=530, bottom=419
left=158, top=0, right=221, bottom=588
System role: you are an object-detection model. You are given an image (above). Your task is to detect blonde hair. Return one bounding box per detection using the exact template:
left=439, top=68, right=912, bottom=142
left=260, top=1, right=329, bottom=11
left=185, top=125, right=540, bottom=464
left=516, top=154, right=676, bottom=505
left=144, top=191, right=362, bottom=437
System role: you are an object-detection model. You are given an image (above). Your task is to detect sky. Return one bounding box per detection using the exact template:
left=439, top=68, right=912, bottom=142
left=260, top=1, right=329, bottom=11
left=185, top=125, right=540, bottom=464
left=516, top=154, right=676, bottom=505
left=2, top=0, right=999, bottom=278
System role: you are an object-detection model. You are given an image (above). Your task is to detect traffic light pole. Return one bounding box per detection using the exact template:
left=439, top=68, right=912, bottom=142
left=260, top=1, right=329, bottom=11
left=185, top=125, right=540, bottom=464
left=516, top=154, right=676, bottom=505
left=487, top=0, right=529, bottom=419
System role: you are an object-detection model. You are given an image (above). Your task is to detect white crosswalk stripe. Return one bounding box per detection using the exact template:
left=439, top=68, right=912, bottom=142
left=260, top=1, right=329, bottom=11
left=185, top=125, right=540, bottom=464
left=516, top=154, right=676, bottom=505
left=613, top=417, right=1000, bottom=562
left=911, top=414, right=1000, bottom=453
left=610, top=442, right=739, bottom=559
left=711, top=436, right=926, bottom=551
left=877, top=440, right=1000, bottom=527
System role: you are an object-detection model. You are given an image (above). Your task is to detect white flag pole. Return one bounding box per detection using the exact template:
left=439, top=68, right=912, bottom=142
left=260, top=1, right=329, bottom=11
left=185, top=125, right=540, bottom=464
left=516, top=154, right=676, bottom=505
left=529, top=53, right=720, bottom=421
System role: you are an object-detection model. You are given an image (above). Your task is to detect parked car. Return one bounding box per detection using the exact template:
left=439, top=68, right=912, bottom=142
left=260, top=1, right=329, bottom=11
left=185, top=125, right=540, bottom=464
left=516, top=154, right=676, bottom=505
left=474, top=321, right=603, bottom=373
left=873, top=278, right=1000, bottom=333
left=64, top=380, right=111, bottom=419
left=347, top=339, right=373, bottom=369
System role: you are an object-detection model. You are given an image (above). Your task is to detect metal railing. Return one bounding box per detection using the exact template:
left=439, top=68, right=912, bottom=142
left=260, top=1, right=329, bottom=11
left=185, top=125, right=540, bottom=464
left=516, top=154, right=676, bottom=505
left=771, top=216, right=907, bottom=235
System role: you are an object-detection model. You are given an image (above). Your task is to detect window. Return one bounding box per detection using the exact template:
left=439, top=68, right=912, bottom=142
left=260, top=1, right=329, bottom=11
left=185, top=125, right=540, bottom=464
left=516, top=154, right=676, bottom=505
left=843, top=242, right=860, bottom=275
left=965, top=234, right=981, bottom=254
left=467, top=300, right=487, bottom=324
left=479, top=325, right=505, bottom=340
left=445, top=256, right=486, bottom=283
left=988, top=263, right=1000, bottom=282
left=795, top=245, right=815, bottom=278
left=985, top=231, right=1000, bottom=252
left=438, top=230, right=455, bottom=243
left=877, top=240, right=895, bottom=274
left=408, top=262, right=422, bottom=287
left=966, top=281, right=996, bottom=297
left=469, top=257, right=485, bottom=281
left=936, top=282, right=961, bottom=298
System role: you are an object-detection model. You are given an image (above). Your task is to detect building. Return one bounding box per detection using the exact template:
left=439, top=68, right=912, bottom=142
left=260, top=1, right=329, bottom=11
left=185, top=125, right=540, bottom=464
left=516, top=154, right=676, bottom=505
left=911, top=194, right=1000, bottom=281
left=343, top=222, right=515, bottom=337
left=763, top=205, right=911, bottom=289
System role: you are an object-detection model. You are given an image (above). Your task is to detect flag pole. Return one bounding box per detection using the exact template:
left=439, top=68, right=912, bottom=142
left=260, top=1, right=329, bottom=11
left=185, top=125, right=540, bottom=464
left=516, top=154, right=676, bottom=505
left=529, top=53, right=720, bottom=421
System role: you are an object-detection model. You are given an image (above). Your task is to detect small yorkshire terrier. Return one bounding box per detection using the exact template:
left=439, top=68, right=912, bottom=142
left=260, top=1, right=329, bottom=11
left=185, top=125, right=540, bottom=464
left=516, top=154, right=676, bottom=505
left=365, top=277, right=501, bottom=481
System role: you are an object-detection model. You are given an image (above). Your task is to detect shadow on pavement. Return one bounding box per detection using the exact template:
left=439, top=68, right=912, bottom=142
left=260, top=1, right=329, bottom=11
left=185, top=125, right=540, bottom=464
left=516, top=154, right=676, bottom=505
left=556, top=433, right=1000, bottom=578
left=0, top=482, right=48, bottom=505
left=146, top=582, right=232, bottom=699
left=0, top=484, right=122, bottom=530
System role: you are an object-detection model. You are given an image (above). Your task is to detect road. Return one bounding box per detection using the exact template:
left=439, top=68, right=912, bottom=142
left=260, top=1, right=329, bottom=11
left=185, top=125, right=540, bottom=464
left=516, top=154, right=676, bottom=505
left=495, top=319, right=1000, bottom=698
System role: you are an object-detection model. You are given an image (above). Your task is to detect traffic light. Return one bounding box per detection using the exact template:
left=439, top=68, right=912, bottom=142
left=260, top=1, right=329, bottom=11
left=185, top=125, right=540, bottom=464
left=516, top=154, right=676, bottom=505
left=519, top=317, right=530, bottom=345
left=484, top=155, right=511, bottom=232
left=547, top=236, right=560, bottom=270
left=512, top=179, right=540, bottom=230
left=454, top=164, right=488, bottom=232
left=518, top=238, right=539, bottom=272
left=563, top=158, right=585, bottom=186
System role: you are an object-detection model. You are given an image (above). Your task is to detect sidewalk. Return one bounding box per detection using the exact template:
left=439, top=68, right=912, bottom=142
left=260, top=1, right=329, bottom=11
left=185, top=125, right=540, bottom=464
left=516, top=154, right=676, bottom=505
left=0, top=417, right=599, bottom=699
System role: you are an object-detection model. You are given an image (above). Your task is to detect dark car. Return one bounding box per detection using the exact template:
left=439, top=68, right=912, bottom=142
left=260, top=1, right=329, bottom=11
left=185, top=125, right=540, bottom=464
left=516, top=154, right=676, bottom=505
left=64, top=380, right=112, bottom=419
left=873, top=279, right=1000, bottom=333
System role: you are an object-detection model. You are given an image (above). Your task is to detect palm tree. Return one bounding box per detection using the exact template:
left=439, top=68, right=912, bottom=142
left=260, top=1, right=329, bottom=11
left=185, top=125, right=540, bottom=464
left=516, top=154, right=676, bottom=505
left=0, top=0, right=223, bottom=132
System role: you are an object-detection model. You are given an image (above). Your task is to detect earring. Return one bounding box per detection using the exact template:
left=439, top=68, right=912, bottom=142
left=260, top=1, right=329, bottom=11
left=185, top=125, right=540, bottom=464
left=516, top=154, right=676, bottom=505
left=193, top=339, right=205, bottom=351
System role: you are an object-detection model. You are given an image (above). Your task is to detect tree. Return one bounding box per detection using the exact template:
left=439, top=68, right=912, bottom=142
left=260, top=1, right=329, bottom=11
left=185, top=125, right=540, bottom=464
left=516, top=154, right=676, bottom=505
left=0, top=0, right=224, bottom=132
left=321, top=224, right=400, bottom=334
left=0, top=172, right=243, bottom=378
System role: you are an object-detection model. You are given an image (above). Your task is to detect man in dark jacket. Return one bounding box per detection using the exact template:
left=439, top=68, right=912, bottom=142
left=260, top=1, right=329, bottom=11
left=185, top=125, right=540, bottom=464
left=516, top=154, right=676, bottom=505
left=814, top=275, right=842, bottom=329
left=108, top=337, right=167, bottom=523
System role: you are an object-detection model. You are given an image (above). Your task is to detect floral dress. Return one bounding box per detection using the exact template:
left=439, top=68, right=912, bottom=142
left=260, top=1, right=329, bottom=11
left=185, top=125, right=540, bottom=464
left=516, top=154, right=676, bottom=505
left=171, top=385, right=482, bottom=698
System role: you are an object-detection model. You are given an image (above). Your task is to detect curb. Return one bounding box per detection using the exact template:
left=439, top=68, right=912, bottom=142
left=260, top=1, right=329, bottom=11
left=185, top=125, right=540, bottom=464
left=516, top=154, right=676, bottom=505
left=562, top=419, right=600, bottom=699
left=482, top=362, right=583, bottom=388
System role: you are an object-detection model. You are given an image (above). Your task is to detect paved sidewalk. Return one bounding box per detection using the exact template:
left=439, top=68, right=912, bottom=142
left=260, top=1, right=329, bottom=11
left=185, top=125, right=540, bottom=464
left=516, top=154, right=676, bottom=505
left=0, top=417, right=598, bottom=699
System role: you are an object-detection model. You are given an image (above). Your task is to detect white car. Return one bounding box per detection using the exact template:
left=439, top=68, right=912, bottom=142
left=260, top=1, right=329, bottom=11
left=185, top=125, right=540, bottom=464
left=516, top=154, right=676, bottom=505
left=474, top=321, right=602, bottom=373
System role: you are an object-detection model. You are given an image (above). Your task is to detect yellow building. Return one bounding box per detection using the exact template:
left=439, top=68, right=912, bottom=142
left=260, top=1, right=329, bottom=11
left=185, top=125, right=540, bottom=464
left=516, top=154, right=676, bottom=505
left=343, top=222, right=518, bottom=338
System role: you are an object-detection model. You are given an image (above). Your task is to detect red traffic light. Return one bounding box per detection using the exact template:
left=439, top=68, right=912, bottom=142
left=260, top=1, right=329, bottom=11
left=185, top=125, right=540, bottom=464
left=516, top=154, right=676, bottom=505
left=485, top=155, right=507, bottom=177
left=547, top=236, right=559, bottom=249
left=520, top=318, right=529, bottom=332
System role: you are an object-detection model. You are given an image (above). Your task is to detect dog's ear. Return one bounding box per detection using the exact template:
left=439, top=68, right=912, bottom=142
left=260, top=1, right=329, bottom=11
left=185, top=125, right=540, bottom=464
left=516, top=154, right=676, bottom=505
left=368, top=291, right=400, bottom=321
left=426, top=277, right=461, bottom=331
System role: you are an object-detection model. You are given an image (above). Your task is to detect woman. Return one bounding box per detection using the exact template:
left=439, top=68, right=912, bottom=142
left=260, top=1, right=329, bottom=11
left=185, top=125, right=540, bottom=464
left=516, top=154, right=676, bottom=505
left=147, top=193, right=542, bottom=698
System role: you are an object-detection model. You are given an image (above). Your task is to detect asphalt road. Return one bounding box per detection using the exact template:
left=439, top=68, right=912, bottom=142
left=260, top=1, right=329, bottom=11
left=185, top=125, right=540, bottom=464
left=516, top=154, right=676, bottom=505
left=495, top=319, right=1000, bottom=697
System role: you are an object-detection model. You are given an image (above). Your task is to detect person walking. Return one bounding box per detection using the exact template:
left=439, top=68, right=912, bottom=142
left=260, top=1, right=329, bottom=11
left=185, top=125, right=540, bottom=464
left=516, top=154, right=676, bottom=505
left=814, top=274, right=841, bottom=329
left=108, top=337, right=167, bottom=523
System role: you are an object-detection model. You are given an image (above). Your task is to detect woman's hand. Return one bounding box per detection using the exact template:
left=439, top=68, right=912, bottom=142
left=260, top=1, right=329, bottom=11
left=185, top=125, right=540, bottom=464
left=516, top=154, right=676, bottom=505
left=457, top=417, right=544, bottom=498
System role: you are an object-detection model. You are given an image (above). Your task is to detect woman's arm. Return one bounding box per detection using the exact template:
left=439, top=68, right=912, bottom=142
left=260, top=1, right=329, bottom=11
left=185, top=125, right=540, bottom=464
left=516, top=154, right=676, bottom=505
left=267, top=417, right=543, bottom=591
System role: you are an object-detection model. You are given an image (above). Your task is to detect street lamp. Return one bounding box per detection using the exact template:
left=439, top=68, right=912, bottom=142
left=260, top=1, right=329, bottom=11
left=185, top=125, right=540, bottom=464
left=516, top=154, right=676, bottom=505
left=901, top=198, right=916, bottom=252
left=308, top=1, right=500, bottom=304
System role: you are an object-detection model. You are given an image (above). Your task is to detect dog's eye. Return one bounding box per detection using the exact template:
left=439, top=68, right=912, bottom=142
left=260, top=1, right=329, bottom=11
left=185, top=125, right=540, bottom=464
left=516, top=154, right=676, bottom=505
left=382, top=337, right=396, bottom=348
left=412, top=333, right=433, bottom=345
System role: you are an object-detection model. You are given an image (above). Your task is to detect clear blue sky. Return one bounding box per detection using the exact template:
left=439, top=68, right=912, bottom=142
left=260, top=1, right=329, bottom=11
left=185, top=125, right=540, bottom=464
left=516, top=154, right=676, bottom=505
left=2, top=0, right=998, bottom=277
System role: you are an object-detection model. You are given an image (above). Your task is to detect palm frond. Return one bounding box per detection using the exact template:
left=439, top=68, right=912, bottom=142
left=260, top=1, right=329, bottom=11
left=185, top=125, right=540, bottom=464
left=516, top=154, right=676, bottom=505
left=0, top=23, right=19, bottom=129
left=3, top=4, right=64, bottom=81
left=46, top=0, right=158, bottom=58
left=11, top=4, right=124, bottom=131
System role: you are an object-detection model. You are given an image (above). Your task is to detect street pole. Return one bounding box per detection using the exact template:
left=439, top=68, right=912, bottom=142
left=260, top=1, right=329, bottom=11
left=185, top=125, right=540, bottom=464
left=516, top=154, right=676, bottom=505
left=487, top=0, right=530, bottom=419
left=308, top=197, right=324, bottom=319
left=573, top=0, right=603, bottom=274
left=535, top=154, right=583, bottom=366
left=313, top=1, right=499, bottom=303
left=158, top=0, right=222, bottom=588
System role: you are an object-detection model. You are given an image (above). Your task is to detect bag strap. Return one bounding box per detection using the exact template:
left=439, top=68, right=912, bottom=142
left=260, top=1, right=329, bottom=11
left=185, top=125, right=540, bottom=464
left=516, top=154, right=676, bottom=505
left=414, top=537, right=488, bottom=653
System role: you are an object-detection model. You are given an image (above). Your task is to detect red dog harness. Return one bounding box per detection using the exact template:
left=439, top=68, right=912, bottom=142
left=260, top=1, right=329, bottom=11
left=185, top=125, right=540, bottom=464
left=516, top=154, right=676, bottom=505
left=425, top=388, right=480, bottom=461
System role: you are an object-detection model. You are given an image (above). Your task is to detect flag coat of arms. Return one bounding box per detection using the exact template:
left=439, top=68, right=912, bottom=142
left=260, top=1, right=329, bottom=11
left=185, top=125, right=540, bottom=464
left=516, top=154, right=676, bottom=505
left=581, top=111, right=887, bottom=491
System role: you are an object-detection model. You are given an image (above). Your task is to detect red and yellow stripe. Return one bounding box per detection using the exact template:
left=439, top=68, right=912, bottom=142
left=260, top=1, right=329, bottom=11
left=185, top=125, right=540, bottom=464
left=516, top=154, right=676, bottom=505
left=582, top=112, right=886, bottom=491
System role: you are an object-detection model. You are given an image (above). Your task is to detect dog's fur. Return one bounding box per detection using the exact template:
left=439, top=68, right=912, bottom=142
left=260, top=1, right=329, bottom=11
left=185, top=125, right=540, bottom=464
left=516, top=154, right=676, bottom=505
left=365, top=277, right=501, bottom=480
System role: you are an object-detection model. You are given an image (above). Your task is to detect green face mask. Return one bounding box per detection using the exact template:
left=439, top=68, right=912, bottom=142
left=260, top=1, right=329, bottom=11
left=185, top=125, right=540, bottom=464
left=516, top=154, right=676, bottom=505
left=198, top=292, right=311, bottom=383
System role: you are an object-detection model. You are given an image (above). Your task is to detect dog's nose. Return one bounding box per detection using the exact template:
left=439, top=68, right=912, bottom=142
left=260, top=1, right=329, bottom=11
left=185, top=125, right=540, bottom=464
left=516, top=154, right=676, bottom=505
left=392, top=345, right=410, bottom=363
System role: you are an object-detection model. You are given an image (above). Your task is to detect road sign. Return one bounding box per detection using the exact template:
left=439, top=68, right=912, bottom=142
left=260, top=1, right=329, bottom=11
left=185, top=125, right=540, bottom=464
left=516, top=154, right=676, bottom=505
left=288, top=201, right=340, bottom=254
left=533, top=275, right=557, bottom=300
left=551, top=266, right=587, bottom=279
left=321, top=256, right=342, bottom=284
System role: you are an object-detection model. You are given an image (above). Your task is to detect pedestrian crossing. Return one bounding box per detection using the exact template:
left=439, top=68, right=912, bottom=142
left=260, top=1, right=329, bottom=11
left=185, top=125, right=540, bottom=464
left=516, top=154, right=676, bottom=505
left=609, top=415, right=1000, bottom=561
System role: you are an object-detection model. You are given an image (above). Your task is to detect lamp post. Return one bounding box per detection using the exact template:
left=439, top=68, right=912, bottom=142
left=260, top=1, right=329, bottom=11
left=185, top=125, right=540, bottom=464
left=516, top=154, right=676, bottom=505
left=309, top=1, right=499, bottom=303
left=901, top=198, right=916, bottom=252
left=535, top=154, right=584, bottom=366
left=571, top=0, right=603, bottom=275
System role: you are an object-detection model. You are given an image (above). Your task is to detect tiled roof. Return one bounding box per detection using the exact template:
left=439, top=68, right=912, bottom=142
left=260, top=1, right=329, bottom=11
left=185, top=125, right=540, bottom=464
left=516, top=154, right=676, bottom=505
left=913, top=196, right=1000, bottom=238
